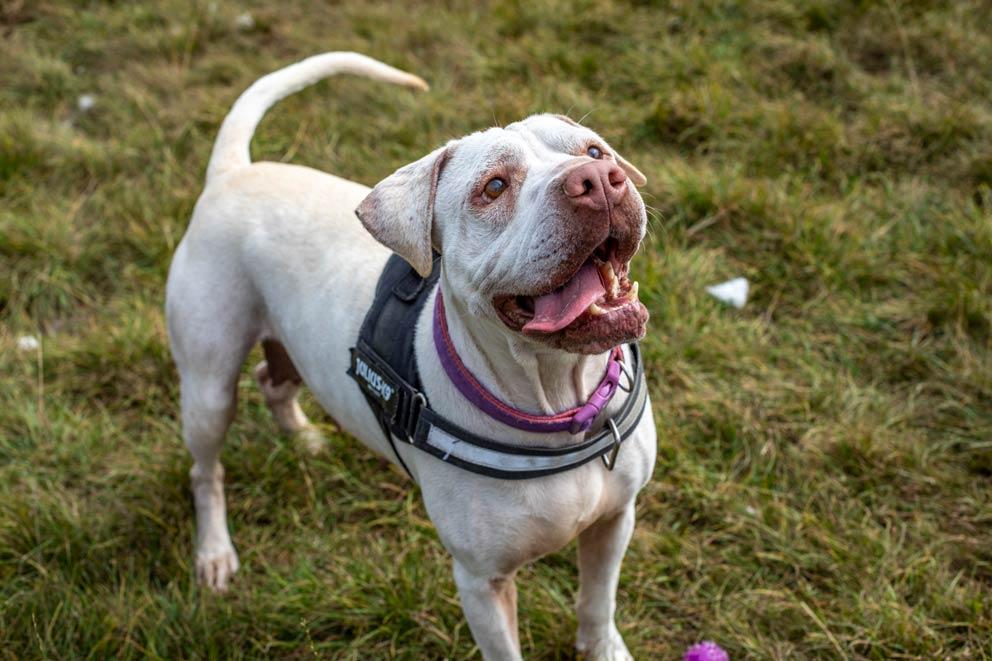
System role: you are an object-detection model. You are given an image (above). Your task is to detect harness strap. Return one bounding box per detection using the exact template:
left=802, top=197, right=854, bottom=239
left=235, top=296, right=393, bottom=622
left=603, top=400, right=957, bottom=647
left=349, top=254, right=440, bottom=478
left=352, top=341, right=416, bottom=479
left=351, top=337, right=647, bottom=480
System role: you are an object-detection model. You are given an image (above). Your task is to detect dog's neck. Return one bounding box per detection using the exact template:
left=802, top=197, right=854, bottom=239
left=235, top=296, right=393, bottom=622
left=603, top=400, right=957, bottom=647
left=439, top=284, right=612, bottom=415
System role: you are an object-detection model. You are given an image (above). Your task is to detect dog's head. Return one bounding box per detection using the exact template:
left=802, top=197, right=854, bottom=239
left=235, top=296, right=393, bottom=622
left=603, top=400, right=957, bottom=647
left=356, top=114, right=649, bottom=355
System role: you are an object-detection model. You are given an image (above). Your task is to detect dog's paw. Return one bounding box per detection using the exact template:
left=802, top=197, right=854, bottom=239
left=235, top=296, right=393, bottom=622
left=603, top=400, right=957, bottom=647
left=296, top=426, right=327, bottom=456
left=196, top=545, right=240, bottom=592
left=576, top=623, right=633, bottom=661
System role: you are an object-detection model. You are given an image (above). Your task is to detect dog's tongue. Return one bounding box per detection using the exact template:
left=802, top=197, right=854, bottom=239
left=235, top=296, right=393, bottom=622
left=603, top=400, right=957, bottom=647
left=523, top=261, right=606, bottom=333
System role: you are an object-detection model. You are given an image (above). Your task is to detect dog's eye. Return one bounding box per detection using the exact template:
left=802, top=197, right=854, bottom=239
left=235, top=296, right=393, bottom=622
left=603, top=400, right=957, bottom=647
left=483, top=177, right=508, bottom=200
left=587, top=145, right=603, bottom=159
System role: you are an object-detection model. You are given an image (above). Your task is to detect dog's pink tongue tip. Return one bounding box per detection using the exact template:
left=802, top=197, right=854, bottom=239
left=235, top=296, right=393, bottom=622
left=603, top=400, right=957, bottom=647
left=523, top=261, right=606, bottom=333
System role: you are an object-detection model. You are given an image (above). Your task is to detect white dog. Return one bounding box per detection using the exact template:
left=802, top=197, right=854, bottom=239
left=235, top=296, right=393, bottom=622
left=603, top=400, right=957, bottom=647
left=166, top=52, right=656, bottom=660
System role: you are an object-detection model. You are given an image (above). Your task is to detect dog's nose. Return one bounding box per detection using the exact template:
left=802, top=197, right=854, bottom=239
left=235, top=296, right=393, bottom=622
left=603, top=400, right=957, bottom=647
left=563, top=160, right=627, bottom=211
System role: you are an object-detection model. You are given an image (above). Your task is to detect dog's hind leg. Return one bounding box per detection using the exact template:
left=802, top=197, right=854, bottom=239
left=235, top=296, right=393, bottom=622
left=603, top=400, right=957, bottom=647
left=180, top=366, right=243, bottom=592
left=254, top=338, right=325, bottom=454
left=167, top=249, right=259, bottom=592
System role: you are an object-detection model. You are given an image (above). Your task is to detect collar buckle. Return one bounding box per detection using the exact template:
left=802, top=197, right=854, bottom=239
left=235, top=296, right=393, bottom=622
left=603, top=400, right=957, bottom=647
left=569, top=354, right=621, bottom=434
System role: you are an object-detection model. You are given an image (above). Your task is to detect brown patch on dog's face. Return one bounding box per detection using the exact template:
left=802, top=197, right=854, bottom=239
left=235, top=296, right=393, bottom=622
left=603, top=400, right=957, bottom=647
left=538, top=299, right=649, bottom=354
left=530, top=158, right=645, bottom=298
left=466, top=150, right=527, bottom=229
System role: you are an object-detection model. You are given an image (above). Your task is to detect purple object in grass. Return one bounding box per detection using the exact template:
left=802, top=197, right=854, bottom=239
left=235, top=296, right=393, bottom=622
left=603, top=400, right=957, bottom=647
left=683, top=641, right=729, bottom=661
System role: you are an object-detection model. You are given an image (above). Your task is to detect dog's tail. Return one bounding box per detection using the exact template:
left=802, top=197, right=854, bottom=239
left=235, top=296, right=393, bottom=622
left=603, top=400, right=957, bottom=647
left=206, top=52, right=428, bottom=183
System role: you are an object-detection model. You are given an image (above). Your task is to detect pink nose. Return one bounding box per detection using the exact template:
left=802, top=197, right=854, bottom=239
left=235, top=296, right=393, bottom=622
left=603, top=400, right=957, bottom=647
left=563, top=160, right=628, bottom=211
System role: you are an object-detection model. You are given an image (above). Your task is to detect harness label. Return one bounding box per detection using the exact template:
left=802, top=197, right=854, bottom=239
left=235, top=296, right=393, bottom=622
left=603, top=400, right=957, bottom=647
left=349, top=347, right=400, bottom=417
left=355, top=356, right=394, bottom=402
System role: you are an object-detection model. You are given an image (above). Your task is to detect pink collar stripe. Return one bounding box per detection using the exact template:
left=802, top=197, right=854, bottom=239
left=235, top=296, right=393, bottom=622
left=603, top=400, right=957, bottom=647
left=433, top=291, right=622, bottom=435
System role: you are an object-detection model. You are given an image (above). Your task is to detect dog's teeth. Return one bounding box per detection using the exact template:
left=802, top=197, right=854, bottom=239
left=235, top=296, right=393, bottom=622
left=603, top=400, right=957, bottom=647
left=599, top=262, right=619, bottom=296
left=629, top=281, right=639, bottom=298
left=599, top=261, right=616, bottom=283
left=588, top=303, right=607, bottom=316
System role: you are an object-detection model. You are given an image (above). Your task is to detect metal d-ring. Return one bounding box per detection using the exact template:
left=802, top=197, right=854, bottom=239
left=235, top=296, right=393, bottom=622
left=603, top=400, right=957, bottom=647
left=406, top=392, right=427, bottom=444
left=601, top=418, right=622, bottom=470
left=617, top=361, right=635, bottom=393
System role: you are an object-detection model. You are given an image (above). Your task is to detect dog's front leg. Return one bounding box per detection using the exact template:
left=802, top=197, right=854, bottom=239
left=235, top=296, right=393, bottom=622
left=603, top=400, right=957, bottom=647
left=453, top=561, right=521, bottom=660
left=575, top=503, right=636, bottom=660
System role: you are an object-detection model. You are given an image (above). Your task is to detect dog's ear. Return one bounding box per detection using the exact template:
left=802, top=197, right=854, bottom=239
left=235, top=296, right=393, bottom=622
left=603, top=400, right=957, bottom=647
left=614, top=153, right=647, bottom=187
left=551, top=114, right=647, bottom=187
left=356, top=145, right=450, bottom=278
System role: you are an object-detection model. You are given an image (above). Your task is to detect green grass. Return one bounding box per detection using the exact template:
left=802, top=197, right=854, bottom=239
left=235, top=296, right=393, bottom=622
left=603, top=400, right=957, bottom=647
left=2, top=0, right=991, bottom=658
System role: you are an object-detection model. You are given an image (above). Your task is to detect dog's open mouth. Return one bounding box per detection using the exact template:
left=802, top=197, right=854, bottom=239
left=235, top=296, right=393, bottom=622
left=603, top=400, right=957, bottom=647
left=493, top=238, right=646, bottom=350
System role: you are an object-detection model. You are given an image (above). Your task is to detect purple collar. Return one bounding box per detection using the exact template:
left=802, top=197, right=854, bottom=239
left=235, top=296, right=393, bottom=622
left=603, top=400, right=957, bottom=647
left=433, top=291, right=622, bottom=435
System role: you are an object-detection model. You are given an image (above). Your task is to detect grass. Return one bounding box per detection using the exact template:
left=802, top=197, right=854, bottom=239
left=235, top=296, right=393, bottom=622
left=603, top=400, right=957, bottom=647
left=2, top=0, right=991, bottom=657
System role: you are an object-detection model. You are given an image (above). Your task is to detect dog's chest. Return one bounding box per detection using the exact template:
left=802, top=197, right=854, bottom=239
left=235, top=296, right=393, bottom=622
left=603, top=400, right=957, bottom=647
left=426, top=448, right=648, bottom=571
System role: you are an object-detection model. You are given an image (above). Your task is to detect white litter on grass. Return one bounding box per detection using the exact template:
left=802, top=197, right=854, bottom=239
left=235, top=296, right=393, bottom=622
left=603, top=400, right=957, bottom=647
left=77, top=94, right=96, bottom=112
left=17, top=335, right=40, bottom=352
left=234, top=12, right=255, bottom=31
left=706, top=277, right=749, bottom=309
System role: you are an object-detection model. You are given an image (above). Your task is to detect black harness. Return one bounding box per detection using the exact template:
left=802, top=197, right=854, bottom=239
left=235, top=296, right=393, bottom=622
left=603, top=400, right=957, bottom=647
left=347, top=255, right=649, bottom=480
